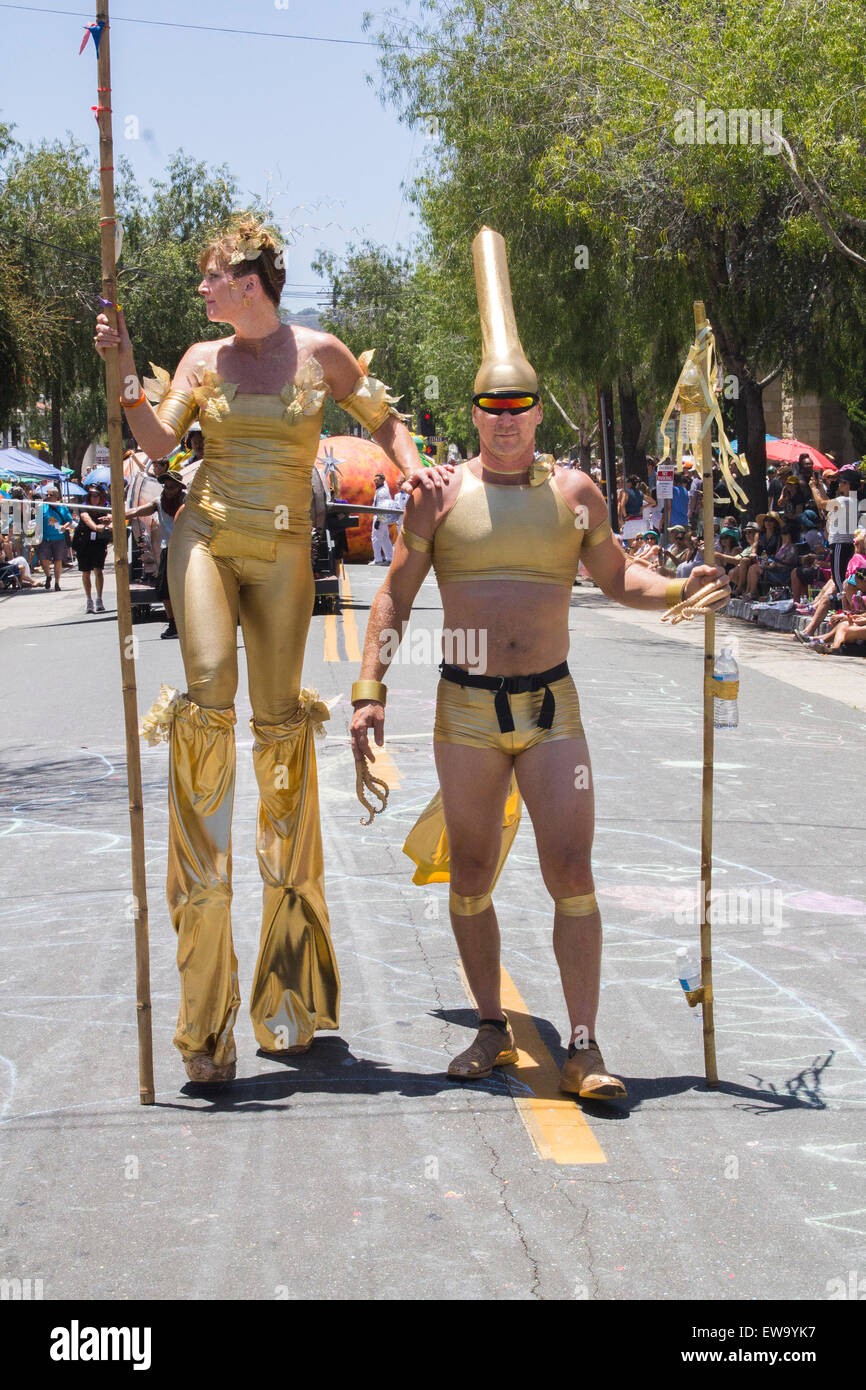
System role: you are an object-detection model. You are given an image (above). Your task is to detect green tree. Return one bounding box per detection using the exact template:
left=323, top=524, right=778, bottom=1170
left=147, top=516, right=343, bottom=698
left=370, top=0, right=866, bottom=509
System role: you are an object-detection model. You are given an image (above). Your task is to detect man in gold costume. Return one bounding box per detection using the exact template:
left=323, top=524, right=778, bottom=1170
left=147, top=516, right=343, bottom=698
left=350, top=228, right=727, bottom=1100
left=96, top=216, right=444, bottom=1084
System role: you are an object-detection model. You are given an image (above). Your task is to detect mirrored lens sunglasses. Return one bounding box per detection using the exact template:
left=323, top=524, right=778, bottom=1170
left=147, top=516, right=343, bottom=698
left=473, top=393, right=539, bottom=415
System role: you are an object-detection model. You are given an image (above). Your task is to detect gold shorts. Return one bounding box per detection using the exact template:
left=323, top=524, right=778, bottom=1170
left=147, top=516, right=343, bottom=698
left=434, top=673, right=585, bottom=754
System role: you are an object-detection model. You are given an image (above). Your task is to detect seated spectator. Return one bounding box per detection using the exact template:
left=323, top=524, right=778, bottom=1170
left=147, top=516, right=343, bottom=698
left=792, top=536, right=831, bottom=603
left=715, top=528, right=742, bottom=573
left=630, top=529, right=661, bottom=567
left=676, top=532, right=705, bottom=580
left=659, top=524, right=690, bottom=571
left=748, top=518, right=799, bottom=595
left=743, top=512, right=782, bottom=596
left=806, top=568, right=866, bottom=654
left=800, top=507, right=825, bottom=551
left=0, top=530, right=34, bottom=586
left=728, top=522, right=759, bottom=595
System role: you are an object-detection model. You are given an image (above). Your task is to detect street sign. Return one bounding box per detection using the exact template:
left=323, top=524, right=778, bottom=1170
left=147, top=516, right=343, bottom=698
left=94, top=445, right=110, bottom=466
left=656, top=461, right=675, bottom=500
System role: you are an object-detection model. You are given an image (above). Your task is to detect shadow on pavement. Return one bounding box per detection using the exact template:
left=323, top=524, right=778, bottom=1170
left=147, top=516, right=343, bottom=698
left=163, top=1021, right=836, bottom=1119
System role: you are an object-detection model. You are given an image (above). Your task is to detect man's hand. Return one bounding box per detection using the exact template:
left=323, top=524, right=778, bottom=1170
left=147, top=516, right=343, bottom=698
left=684, top=564, right=730, bottom=601
left=350, top=700, right=385, bottom=763
left=405, top=463, right=455, bottom=492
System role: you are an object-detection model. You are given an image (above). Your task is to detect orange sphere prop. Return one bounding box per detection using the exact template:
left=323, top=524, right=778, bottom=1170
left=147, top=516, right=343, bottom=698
left=316, top=436, right=405, bottom=562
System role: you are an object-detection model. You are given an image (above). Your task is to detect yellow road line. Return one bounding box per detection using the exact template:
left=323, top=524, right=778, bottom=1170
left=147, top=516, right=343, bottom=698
left=461, top=964, right=607, bottom=1166
left=369, top=746, right=401, bottom=788
left=323, top=566, right=361, bottom=662
left=340, top=567, right=362, bottom=661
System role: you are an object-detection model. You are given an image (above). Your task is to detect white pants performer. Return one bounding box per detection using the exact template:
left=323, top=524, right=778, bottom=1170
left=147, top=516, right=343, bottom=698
left=372, top=517, right=394, bottom=564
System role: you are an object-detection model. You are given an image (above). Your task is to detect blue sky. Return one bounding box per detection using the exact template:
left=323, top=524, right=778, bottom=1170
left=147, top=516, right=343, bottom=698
left=0, top=0, right=430, bottom=306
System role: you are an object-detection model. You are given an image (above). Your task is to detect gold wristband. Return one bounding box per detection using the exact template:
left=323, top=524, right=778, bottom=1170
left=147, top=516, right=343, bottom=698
left=351, top=680, right=387, bottom=706
left=665, top=579, right=687, bottom=608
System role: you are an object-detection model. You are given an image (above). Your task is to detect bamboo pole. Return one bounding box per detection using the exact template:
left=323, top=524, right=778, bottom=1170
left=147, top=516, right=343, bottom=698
left=93, top=2, right=155, bottom=1104
left=693, top=302, right=719, bottom=1088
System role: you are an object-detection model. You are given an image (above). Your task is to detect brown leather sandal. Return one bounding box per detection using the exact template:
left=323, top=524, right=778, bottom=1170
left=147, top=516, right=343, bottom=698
left=559, top=1040, right=626, bottom=1100
left=447, top=1015, right=519, bottom=1080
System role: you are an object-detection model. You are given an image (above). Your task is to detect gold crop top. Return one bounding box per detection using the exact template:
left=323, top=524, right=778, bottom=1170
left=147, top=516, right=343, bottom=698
left=403, top=465, right=612, bottom=588
left=154, top=355, right=400, bottom=546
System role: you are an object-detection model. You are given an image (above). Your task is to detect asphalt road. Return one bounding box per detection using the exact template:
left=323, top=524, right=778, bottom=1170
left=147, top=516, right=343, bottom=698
left=1, top=560, right=865, bottom=1303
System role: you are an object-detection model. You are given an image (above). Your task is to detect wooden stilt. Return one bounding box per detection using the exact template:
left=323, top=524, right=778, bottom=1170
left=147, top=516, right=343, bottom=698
left=693, top=301, right=719, bottom=1088
left=92, top=2, right=155, bottom=1103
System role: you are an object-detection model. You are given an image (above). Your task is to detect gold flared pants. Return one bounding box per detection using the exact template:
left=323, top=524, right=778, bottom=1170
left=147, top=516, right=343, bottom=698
left=165, top=505, right=339, bottom=1064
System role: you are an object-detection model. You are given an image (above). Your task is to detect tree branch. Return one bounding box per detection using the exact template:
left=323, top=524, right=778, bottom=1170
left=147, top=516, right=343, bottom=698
left=771, top=128, right=866, bottom=269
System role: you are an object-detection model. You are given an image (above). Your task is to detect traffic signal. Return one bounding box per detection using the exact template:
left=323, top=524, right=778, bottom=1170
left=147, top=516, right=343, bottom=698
left=417, top=409, right=434, bottom=438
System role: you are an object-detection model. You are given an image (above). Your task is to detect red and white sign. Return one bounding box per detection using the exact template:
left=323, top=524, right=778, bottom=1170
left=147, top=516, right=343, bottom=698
left=656, top=461, right=675, bottom=500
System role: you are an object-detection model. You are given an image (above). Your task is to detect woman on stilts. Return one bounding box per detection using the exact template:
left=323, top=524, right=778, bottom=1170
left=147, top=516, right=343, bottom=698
left=95, top=215, right=441, bottom=1084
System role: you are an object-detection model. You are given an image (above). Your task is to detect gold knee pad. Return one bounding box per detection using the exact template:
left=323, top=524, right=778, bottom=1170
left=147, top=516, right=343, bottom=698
left=449, top=888, right=493, bottom=916
left=554, top=891, right=598, bottom=917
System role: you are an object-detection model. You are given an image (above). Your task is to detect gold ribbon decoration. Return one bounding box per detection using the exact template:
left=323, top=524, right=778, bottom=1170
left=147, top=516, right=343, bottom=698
left=280, top=356, right=329, bottom=424
left=191, top=363, right=239, bottom=422
left=142, top=362, right=171, bottom=407
left=139, top=682, right=185, bottom=745
left=657, top=322, right=750, bottom=511
left=296, top=686, right=336, bottom=739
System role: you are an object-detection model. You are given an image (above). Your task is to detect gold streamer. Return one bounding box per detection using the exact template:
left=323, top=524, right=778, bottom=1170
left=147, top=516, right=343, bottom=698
left=657, top=322, right=750, bottom=511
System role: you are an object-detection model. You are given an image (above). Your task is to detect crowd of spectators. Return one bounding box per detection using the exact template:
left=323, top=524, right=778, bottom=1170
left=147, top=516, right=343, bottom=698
left=1, top=479, right=113, bottom=603
left=597, top=451, right=866, bottom=657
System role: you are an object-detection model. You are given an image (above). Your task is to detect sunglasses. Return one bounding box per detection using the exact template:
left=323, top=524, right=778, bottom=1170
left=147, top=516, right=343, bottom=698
left=473, top=394, right=539, bottom=415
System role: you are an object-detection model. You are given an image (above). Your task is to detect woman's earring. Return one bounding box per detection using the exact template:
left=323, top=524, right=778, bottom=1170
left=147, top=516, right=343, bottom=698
left=242, top=294, right=252, bottom=308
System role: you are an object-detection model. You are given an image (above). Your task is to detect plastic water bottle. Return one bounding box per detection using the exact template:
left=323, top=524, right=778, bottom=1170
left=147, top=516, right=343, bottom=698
left=713, top=645, right=739, bottom=729
left=676, top=946, right=701, bottom=994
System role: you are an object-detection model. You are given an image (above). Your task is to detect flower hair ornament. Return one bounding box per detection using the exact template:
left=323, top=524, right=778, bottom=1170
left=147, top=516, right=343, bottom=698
left=229, top=233, right=265, bottom=265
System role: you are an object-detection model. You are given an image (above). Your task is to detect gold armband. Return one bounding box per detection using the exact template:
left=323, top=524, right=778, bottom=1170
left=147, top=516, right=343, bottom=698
left=665, top=579, right=687, bottom=608
left=336, top=377, right=393, bottom=435
left=401, top=528, right=433, bottom=555
left=351, top=680, right=387, bottom=706
left=156, top=389, right=197, bottom=442
left=582, top=517, right=612, bottom=548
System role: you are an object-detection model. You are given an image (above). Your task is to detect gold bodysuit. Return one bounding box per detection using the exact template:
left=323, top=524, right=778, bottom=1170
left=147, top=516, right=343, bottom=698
left=400, top=463, right=612, bottom=901
left=427, top=464, right=611, bottom=587
left=146, top=354, right=398, bottom=1066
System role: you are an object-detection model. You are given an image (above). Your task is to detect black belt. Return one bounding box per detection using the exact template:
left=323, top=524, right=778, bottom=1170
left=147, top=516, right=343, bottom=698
left=439, top=660, right=569, bottom=735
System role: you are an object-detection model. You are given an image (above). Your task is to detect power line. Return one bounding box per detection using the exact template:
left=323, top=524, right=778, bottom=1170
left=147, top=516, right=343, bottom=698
left=0, top=3, right=411, bottom=50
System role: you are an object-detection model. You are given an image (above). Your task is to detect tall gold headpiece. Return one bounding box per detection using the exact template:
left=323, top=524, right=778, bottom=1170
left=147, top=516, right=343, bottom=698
left=472, top=226, right=538, bottom=396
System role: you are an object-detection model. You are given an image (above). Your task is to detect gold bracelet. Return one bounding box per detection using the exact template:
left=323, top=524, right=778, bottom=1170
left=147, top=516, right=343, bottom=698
left=665, top=579, right=687, bottom=608
left=351, top=679, right=387, bottom=706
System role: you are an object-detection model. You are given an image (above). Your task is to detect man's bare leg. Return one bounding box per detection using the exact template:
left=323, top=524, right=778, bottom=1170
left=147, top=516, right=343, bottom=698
left=514, top=734, right=626, bottom=1099
left=513, top=736, right=599, bottom=1039
left=435, top=740, right=518, bottom=1076
left=435, top=740, right=513, bottom=1019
